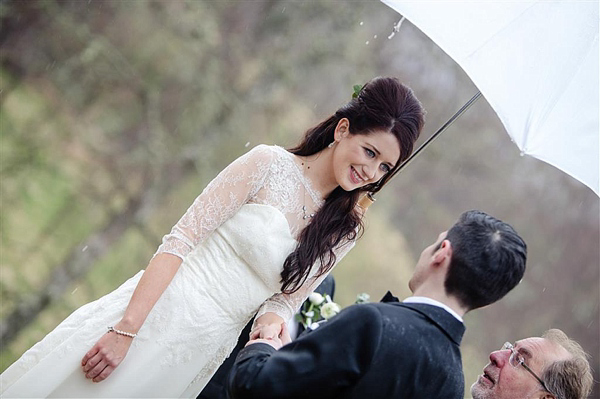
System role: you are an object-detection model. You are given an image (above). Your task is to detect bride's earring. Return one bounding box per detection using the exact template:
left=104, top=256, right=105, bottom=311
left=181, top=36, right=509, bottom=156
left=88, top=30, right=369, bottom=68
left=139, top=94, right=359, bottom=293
left=328, top=141, right=335, bottom=148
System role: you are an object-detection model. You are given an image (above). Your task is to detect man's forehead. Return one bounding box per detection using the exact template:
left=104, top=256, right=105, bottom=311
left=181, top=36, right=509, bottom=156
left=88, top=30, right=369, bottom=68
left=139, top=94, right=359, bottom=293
left=515, top=337, right=570, bottom=364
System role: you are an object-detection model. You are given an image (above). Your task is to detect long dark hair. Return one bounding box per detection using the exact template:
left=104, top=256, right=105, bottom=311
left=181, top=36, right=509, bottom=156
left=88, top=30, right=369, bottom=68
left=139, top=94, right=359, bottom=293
left=281, top=77, right=425, bottom=293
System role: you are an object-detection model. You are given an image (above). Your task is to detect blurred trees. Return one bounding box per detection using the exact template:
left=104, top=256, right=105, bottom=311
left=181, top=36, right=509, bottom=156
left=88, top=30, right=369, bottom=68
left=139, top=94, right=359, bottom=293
left=1, top=0, right=598, bottom=396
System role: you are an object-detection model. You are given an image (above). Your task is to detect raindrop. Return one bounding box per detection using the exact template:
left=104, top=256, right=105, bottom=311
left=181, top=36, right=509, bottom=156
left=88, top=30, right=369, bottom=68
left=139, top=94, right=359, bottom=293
left=82, top=245, right=88, bottom=252
left=542, top=287, right=546, bottom=292
left=71, top=287, right=79, bottom=295
left=373, top=35, right=377, bottom=39
left=281, top=6, right=285, bottom=13
left=244, top=142, right=250, bottom=148
left=359, top=21, right=364, bottom=26
left=519, top=150, right=525, bottom=157
left=365, top=41, right=370, bottom=45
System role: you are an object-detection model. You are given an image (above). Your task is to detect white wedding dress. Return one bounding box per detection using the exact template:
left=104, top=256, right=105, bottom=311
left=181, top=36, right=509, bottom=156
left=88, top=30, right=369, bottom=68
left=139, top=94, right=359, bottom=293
left=1, top=145, right=354, bottom=398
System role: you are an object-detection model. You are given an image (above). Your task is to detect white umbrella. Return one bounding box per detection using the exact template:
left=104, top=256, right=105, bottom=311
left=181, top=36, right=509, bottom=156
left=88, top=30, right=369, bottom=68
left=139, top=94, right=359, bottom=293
left=381, top=0, right=599, bottom=196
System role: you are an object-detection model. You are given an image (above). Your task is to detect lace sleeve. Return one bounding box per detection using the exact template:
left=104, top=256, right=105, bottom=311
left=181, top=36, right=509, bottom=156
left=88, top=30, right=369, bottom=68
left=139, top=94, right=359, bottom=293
left=154, top=145, right=275, bottom=260
left=254, top=239, right=356, bottom=324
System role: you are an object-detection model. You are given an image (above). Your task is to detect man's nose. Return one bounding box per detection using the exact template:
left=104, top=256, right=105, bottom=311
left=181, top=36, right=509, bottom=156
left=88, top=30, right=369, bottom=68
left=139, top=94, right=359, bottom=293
left=489, top=349, right=509, bottom=367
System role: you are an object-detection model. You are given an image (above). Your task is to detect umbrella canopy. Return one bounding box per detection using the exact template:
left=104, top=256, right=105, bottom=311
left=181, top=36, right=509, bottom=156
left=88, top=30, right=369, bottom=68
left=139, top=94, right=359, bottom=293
left=382, top=0, right=599, bottom=195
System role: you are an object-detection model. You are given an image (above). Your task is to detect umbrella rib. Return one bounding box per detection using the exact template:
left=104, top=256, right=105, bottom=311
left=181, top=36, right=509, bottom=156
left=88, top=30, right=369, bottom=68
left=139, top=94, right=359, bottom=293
left=522, top=33, right=599, bottom=152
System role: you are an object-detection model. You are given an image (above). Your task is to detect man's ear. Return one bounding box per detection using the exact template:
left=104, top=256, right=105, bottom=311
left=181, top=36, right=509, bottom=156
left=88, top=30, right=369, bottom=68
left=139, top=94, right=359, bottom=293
left=432, top=240, right=452, bottom=267
left=334, top=118, right=350, bottom=141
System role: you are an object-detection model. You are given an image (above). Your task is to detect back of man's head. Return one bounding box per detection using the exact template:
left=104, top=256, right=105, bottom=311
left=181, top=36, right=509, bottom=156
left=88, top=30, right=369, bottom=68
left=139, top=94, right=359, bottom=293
left=444, top=210, right=526, bottom=310
left=541, top=329, right=593, bottom=399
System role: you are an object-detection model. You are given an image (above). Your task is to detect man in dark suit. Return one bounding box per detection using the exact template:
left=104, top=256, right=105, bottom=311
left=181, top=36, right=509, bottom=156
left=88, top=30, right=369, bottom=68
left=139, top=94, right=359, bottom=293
left=227, top=210, right=527, bottom=399
left=197, top=275, right=335, bottom=399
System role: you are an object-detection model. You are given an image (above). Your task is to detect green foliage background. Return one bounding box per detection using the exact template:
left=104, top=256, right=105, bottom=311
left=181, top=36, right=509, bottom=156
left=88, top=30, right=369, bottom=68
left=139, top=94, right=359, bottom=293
left=1, top=1, right=598, bottom=396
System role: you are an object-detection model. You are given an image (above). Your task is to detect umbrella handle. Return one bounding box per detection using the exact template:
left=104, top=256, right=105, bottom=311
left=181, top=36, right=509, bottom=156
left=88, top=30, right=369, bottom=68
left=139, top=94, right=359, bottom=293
left=358, top=192, right=376, bottom=210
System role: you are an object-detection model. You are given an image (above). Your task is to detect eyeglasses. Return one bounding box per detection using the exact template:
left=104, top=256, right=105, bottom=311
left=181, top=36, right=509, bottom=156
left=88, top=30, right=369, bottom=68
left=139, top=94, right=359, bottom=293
left=501, top=342, right=552, bottom=395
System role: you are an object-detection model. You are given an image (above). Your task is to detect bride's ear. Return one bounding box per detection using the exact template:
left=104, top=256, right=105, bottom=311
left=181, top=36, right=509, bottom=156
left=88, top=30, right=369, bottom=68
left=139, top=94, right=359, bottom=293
left=334, top=118, right=350, bottom=141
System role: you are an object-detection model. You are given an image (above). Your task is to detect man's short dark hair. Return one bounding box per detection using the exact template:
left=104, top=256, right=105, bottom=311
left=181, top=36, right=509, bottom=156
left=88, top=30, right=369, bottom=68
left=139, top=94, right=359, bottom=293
left=444, top=210, right=527, bottom=310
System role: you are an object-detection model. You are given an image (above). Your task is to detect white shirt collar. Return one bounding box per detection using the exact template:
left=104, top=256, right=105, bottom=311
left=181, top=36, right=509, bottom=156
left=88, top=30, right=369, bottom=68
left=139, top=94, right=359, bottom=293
left=403, top=296, right=464, bottom=322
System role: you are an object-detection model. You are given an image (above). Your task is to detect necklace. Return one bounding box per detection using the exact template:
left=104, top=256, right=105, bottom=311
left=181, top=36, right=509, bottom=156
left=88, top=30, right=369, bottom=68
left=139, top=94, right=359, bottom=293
left=301, top=160, right=316, bottom=220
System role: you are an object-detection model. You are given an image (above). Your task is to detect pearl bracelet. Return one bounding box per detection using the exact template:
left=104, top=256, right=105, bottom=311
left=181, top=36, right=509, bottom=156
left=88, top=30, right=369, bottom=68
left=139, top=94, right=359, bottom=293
left=107, top=326, right=137, bottom=338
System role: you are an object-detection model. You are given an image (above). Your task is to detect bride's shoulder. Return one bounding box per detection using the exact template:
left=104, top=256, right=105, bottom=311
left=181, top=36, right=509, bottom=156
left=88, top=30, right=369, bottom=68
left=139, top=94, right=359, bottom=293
left=238, top=144, right=275, bottom=162
left=243, top=144, right=293, bottom=164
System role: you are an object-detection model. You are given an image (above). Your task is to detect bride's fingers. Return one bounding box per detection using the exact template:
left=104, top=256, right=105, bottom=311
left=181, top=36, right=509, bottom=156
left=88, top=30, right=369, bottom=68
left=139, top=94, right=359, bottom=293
left=81, top=346, right=99, bottom=366
left=82, top=353, right=103, bottom=372
left=259, top=325, right=278, bottom=339
left=251, top=323, right=284, bottom=340
left=249, top=328, right=261, bottom=340
left=92, top=364, right=114, bottom=383
left=85, top=359, right=109, bottom=380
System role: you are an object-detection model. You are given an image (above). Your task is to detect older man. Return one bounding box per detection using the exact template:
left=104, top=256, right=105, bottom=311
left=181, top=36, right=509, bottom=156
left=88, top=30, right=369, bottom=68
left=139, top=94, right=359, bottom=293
left=471, top=329, right=593, bottom=399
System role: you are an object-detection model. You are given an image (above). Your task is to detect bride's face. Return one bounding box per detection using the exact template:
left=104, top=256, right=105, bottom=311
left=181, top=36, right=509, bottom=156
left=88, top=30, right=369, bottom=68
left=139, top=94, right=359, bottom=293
left=332, top=128, right=400, bottom=191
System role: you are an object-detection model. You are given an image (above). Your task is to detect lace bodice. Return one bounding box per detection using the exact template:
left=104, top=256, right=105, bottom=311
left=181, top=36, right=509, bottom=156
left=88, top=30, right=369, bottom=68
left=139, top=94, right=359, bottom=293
left=155, top=144, right=355, bottom=322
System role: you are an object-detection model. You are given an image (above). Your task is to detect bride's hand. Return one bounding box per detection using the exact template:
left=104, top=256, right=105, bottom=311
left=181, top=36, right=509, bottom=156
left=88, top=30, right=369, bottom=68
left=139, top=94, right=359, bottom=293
left=81, top=327, right=134, bottom=382
left=250, top=312, right=285, bottom=340
left=247, top=323, right=291, bottom=350
left=250, top=323, right=282, bottom=340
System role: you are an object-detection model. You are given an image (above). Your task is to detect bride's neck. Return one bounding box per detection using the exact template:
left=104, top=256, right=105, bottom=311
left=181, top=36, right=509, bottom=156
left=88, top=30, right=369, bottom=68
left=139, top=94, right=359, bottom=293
left=299, top=148, right=338, bottom=197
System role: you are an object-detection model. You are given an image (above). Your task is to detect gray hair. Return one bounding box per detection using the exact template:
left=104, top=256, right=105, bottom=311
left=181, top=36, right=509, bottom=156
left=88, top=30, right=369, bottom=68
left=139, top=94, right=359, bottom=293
left=541, top=329, right=593, bottom=399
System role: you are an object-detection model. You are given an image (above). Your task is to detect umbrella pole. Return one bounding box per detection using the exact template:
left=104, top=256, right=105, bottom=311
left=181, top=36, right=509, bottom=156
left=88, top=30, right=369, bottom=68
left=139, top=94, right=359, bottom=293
left=392, top=91, right=482, bottom=178
left=359, top=91, right=482, bottom=210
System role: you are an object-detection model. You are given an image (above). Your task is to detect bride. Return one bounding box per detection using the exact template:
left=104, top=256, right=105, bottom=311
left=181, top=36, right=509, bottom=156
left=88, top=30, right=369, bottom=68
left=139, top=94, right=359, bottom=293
left=0, top=77, right=424, bottom=398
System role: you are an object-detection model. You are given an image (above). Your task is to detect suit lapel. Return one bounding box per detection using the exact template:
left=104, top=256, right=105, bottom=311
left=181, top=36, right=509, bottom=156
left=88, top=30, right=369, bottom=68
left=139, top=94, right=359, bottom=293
left=395, top=302, right=465, bottom=346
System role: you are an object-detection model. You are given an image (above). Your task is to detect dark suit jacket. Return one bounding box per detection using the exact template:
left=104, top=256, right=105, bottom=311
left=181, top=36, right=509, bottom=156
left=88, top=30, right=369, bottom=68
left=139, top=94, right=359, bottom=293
left=197, top=275, right=335, bottom=399
left=227, top=293, right=466, bottom=399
